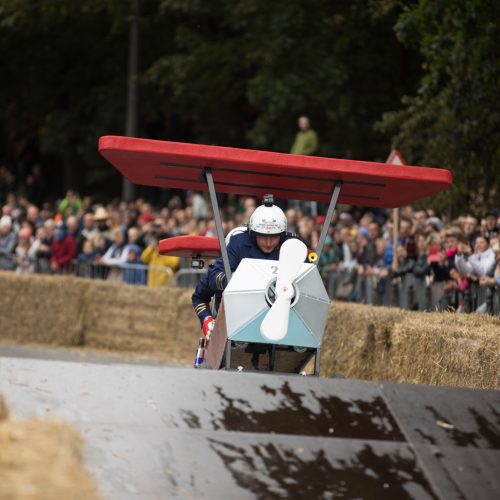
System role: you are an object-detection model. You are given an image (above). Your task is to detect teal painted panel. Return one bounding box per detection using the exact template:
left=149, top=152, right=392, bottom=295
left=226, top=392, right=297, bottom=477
left=230, top=309, right=320, bottom=348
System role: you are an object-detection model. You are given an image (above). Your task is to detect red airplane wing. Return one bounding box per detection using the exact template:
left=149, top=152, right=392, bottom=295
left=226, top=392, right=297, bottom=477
left=159, top=235, right=220, bottom=259
left=99, top=136, right=452, bottom=208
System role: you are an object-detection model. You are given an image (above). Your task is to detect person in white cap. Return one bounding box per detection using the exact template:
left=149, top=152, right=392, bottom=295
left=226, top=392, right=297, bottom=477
left=0, top=215, right=16, bottom=270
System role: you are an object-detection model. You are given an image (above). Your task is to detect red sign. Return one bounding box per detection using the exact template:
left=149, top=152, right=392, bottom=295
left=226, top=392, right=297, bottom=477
left=386, top=149, right=406, bottom=166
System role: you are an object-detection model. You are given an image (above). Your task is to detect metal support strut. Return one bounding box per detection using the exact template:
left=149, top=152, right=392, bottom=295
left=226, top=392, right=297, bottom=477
left=315, top=182, right=342, bottom=262
left=314, top=348, right=321, bottom=376
left=205, top=169, right=232, bottom=281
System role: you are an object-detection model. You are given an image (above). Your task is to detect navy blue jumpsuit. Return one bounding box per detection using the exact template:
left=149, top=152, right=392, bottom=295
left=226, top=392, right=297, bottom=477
left=192, top=231, right=299, bottom=325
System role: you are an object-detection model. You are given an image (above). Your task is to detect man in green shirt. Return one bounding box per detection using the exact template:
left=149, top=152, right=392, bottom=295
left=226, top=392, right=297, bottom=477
left=290, top=116, right=318, bottom=156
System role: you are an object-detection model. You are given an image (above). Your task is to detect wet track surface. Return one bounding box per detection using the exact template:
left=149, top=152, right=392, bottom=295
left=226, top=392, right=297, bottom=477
left=0, top=346, right=499, bottom=499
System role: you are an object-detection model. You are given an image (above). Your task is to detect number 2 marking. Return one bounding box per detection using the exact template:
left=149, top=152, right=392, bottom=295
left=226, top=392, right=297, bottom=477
left=270, top=265, right=278, bottom=275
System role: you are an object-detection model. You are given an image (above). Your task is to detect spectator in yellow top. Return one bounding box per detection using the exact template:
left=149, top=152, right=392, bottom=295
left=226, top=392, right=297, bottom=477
left=141, top=234, right=180, bottom=287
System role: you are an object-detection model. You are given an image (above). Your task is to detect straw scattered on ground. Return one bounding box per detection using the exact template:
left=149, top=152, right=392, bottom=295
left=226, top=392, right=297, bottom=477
left=0, top=394, right=99, bottom=500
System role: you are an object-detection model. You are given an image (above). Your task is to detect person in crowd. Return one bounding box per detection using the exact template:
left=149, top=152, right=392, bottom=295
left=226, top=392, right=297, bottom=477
left=76, top=238, right=100, bottom=278
left=2, top=175, right=500, bottom=315
left=0, top=215, right=17, bottom=270
left=123, top=244, right=147, bottom=286
left=15, top=226, right=34, bottom=273
left=186, top=191, right=209, bottom=220
left=462, top=214, right=480, bottom=250
left=424, top=217, right=442, bottom=246
left=50, top=220, right=77, bottom=273
left=414, top=210, right=428, bottom=234
left=426, top=242, right=452, bottom=309
left=93, top=234, right=109, bottom=259
left=66, top=215, right=84, bottom=253
left=93, top=206, right=113, bottom=245
left=137, top=212, right=154, bottom=231
left=78, top=238, right=98, bottom=263
left=192, top=200, right=301, bottom=337
left=444, top=229, right=461, bottom=262
left=455, top=235, right=496, bottom=279
left=358, top=222, right=381, bottom=272
left=318, top=235, right=340, bottom=287
left=413, top=234, right=430, bottom=280
left=285, top=208, right=299, bottom=234
left=290, top=116, right=319, bottom=156
left=335, top=234, right=359, bottom=301
left=298, top=215, right=318, bottom=249
left=81, top=212, right=98, bottom=246
left=372, top=238, right=390, bottom=297
left=392, top=244, right=415, bottom=279
left=127, top=226, right=142, bottom=249
left=141, top=234, right=180, bottom=288
left=26, top=204, right=43, bottom=230
left=434, top=230, right=462, bottom=297
left=399, top=217, right=417, bottom=260
left=28, top=225, right=49, bottom=273
left=483, top=211, right=499, bottom=240
left=58, top=190, right=83, bottom=219
left=479, top=254, right=500, bottom=290
left=99, top=228, right=129, bottom=282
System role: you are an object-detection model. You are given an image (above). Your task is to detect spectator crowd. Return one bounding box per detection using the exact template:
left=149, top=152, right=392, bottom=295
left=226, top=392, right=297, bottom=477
left=0, top=184, right=499, bottom=314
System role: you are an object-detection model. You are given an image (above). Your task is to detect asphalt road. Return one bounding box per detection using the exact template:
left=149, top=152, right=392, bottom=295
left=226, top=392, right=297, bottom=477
left=1, top=344, right=499, bottom=499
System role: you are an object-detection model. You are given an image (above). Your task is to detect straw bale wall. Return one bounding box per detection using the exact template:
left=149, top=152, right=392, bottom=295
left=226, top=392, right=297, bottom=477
left=0, top=394, right=98, bottom=500
left=0, top=272, right=498, bottom=388
left=322, top=302, right=500, bottom=389
left=0, top=271, right=199, bottom=363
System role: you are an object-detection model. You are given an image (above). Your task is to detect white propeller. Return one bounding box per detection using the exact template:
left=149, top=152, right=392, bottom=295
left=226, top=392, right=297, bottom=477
left=260, top=238, right=307, bottom=341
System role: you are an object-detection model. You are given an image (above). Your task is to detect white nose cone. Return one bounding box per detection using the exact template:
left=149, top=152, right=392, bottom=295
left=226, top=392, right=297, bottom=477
left=260, top=238, right=307, bottom=341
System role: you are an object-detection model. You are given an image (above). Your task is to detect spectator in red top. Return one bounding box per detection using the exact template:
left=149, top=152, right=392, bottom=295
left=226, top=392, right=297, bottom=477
left=50, top=221, right=77, bottom=273
left=398, top=217, right=417, bottom=260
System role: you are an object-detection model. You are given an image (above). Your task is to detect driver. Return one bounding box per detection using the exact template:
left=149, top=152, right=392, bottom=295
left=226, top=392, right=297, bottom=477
left=192, top=198, right=300, bottom=338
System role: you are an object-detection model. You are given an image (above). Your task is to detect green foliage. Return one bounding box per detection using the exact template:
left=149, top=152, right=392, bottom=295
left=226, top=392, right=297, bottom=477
left=0, top=0, right=497, bottom=212
left=148, top=0, right=419, bottom=158
left=0, top=0, right=129, bottom=191
left=376, top=0, right=500, bottom=211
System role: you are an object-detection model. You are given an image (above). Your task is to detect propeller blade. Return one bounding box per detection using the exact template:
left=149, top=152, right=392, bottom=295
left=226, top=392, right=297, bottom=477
left=275, top=239, right=307, bottom=290
left=260, top=296, right=291, bottom=341
left=260, top=238, right=307, bottom=341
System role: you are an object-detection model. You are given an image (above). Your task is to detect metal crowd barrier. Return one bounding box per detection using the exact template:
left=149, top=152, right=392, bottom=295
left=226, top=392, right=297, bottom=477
left=32, top=258, right=174, bottom=287
left=174, top=268, right=206, bottom=288
left=325, top=268, right=500, bottom=316
left=23, top=257, right=500, bottom=315
left=31, top=257, right=207, bottom=289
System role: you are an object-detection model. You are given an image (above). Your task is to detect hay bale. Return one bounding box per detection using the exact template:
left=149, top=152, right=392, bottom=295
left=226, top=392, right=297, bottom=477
left=82, top=281, right=199, bottom=362
left=0, top=272, right=200, bottom=365
left=0, top=395, right=98, bottom=499
left=0, top=271, right=90, bottom=346
left=0, top=394, right=9, bottom=421
left=2, top=272, right=497, bottom=388
left=321, top=302, right=500, bottom=389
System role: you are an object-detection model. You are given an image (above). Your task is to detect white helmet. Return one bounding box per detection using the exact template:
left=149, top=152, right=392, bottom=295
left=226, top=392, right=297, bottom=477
left=225, top=225, right=248, bottom=245
left=249, top=204, right=287, bottom=235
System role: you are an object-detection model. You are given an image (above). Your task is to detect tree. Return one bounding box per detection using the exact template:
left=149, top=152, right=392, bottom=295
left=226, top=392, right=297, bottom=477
left=0, top=0, right=176, bottom=198
left=147, top=0, right=420, bottom=159
left=376, top=0, right=500, bottom=212
left=0, top=0, right=423, bottom=200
